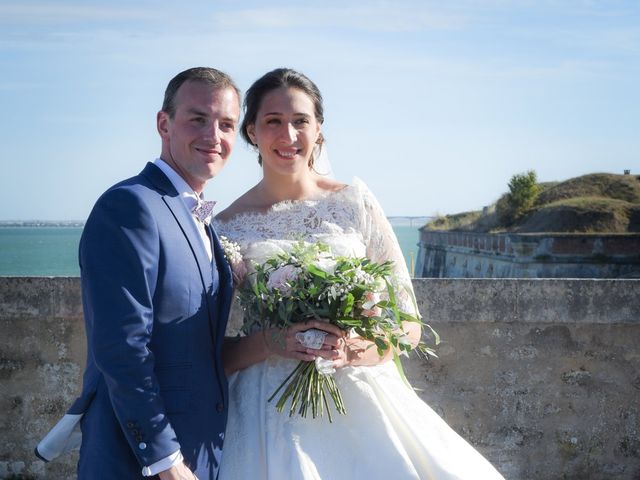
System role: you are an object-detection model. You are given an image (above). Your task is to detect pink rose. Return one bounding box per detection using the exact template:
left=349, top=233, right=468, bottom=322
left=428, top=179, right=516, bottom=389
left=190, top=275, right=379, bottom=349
left=267, top=264, right=299, bottom=294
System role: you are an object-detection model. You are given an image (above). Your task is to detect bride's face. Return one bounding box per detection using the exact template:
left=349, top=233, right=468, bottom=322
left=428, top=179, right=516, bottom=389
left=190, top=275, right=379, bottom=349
left=247, top=87, right=321, bottom=176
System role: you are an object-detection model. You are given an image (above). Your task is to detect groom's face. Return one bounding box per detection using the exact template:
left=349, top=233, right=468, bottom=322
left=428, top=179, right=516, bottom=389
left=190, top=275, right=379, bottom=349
left=157, top=80, right=240, bottom=192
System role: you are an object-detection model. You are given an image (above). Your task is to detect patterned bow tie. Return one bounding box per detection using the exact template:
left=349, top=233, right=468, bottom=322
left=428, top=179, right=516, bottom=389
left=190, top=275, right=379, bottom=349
left=192, top=200, right=217, bottom=225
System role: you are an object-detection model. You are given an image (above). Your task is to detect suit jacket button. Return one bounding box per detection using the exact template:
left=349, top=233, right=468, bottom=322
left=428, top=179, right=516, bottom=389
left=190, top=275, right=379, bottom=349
left=216, top=403, right=224, bottom=412
left=138, top=442, right=147, bottom=450
left=127, top=422, right=135, bottom=428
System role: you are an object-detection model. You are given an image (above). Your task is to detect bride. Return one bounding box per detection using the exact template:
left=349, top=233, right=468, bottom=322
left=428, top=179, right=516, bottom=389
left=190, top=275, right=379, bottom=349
left=214, top=68, right=505, bottom=480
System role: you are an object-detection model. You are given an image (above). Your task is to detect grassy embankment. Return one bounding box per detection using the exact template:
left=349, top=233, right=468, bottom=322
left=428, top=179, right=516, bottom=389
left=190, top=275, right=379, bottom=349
left=424, top=173, right=640, bottom=234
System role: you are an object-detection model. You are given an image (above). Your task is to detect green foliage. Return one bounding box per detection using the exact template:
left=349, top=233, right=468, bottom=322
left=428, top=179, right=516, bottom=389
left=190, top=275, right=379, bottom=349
left=497, top=170, right=540, bottom=225
left=424, top=210, right=482, bottom=231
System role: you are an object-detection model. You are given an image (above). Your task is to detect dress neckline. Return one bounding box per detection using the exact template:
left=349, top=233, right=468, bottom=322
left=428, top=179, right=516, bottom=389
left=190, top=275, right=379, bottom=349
left=214, top=182, right=355, bottom=226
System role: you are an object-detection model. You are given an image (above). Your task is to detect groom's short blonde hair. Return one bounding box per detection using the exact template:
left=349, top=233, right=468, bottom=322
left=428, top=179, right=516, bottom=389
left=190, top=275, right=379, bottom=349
left=161, top=67, right=240, bottom=118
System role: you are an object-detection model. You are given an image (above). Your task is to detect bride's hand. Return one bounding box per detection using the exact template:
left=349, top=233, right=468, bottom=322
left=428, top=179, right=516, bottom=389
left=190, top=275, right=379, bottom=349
left=333, top=336, right=394, bottom=368
left=263, top=320, right=345, bottom=362
left=332, top=337, right=365, bottom=369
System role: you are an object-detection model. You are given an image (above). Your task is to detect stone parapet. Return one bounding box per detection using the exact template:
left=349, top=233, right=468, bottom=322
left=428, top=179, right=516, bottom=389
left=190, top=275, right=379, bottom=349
left=1, top=277, right=639, bottom=479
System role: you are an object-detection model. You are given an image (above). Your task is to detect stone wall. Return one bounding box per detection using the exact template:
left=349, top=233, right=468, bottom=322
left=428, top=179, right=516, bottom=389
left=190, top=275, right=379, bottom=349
left=1, top=277, right=639, bottom=480
left=0, top=278, right=85, bottom=480
left=415, top=231, right=640, bottom=278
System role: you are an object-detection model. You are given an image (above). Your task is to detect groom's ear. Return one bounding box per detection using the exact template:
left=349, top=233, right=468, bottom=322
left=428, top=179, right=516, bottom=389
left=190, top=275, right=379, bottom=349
left=157, top=111, right=170, bottom=138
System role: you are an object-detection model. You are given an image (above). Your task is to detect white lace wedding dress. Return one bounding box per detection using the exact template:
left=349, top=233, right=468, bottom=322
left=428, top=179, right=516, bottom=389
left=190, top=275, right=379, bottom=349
left=213, top=179, right=505, bottom=480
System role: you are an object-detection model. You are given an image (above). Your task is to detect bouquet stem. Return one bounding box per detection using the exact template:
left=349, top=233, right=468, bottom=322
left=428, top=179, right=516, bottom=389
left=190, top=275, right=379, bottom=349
left=268, top=360, right=346, bottom=423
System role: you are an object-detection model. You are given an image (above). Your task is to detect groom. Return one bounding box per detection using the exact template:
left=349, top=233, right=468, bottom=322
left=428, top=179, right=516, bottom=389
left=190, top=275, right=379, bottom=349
left=36, top=67, right=240, bottom=479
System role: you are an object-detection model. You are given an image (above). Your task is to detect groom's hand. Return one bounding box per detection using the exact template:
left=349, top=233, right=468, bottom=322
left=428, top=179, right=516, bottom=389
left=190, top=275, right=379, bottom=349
left=158, top=462, right=198, bottom=480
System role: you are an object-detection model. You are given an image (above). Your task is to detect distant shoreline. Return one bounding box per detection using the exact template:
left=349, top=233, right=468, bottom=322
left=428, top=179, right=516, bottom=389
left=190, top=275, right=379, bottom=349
left=0, top=221, right=84, bottom=227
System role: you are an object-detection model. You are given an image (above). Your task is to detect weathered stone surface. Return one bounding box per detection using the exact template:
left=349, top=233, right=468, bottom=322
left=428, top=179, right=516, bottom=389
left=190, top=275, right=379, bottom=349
left=1, top=277, right=639, bottom=479
left=0, top=277, right=83, bottom=480
left=404, top=279, right=639, bottom=479
left=0, top=277, right=82, bottom=319
left=414, top=278, right=640, bottom=324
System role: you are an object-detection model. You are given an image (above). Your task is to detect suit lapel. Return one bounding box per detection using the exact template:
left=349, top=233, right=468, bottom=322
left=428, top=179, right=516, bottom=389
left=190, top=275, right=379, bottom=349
left=209, top=224, right=233, bottom=326
left=141, top=163, right=213, bottom=293
left=163, top=195, right=213, bottom=289
left=210, top=226, right=232, bottom=286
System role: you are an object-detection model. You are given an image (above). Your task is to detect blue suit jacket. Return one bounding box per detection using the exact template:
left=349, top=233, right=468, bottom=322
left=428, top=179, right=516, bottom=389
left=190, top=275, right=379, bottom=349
left=69, top=163, right=232, bottom=479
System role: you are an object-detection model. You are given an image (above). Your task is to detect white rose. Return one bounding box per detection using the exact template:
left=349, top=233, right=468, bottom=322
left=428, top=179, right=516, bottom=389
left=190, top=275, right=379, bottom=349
left=361, top=291, right=382, bottom=318
left=314, top=257, right=337, bottom=275
left=315, top=357, right=336, bottom=376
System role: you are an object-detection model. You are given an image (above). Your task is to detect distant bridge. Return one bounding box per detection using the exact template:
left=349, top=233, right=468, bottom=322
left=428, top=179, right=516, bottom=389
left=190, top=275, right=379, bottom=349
left=387, top=216, right=435, bottom=227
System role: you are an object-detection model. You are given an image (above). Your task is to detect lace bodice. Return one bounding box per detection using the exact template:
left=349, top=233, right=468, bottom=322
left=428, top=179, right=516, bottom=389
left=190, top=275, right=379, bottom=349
left=213, top=178, right=417, bottom=318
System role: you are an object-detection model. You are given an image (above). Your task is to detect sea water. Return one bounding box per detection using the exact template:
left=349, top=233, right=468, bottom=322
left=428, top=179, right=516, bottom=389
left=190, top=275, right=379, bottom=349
left=0, top=227, right=83, bottom=276
left=0, top=225, right=420, bottom=277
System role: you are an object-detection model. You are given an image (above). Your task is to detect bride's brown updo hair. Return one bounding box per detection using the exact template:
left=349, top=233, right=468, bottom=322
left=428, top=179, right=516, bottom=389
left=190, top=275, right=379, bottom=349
left=241, top=68, right=325, bottom=166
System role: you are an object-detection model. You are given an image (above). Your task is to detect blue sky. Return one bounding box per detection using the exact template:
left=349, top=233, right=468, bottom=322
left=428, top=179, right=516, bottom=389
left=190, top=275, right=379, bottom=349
left=1, top=0, right=638, bottom=220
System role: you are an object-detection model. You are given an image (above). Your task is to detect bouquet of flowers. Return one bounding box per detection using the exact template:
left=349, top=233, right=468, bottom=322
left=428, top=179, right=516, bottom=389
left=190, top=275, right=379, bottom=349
left=228, top=239, right=438, bottom=422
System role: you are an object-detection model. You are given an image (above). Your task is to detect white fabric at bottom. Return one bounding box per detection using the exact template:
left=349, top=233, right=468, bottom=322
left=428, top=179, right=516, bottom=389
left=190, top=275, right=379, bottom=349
left=219, top=358, right=504, bottom=480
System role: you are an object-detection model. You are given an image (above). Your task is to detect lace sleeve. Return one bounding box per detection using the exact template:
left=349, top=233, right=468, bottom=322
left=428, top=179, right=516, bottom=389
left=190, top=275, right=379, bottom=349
left=355, top=179, right=419, bottom=317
